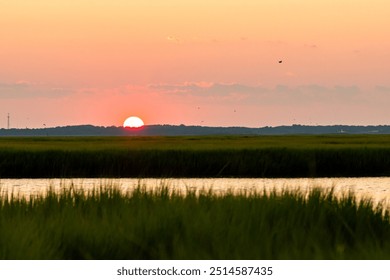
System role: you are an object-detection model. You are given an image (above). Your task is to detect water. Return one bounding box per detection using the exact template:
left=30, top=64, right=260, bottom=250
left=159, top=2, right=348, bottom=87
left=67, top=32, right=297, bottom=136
left=1, top=177, right=389, bottom=206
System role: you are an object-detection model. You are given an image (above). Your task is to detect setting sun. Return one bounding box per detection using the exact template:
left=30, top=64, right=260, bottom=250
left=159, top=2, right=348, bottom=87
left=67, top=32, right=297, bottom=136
left=123, top=116, right=144, bottom=128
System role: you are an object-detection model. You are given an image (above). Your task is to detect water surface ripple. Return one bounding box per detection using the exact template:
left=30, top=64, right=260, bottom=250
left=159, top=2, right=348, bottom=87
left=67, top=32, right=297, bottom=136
left=1, top=177, right=389, bottom=206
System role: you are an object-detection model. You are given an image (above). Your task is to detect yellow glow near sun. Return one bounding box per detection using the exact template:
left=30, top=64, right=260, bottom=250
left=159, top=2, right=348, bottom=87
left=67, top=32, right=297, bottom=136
left=123, top=116, right=144, bottom=128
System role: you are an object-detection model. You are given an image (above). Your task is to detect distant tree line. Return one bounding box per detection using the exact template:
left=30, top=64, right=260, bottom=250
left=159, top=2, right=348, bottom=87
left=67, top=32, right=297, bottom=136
left=1, top=124, right=390, bottom=136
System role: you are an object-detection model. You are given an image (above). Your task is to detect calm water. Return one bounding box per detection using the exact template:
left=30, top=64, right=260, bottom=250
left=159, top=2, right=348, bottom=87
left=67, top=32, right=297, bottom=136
left=1, top=177, right=389, bottom=206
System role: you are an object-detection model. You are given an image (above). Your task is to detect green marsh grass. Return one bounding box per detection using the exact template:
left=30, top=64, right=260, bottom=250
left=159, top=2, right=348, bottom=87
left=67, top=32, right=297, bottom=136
left=0, top=185, right=389, bottom=259
left=1, top=135, right=390, bottom=177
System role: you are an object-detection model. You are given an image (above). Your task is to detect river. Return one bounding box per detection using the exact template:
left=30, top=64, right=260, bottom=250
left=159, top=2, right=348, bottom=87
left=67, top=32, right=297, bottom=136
left=1, top=177, right=389, bottom=206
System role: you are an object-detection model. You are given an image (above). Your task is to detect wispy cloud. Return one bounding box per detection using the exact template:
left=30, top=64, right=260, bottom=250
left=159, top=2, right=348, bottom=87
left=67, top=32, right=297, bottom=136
left=148, top=82, right=364, bottom=104
left=375, top=85, right=390, bottom=92
left=0, top=81, right=72, bottom=98
left=149, top=82, right=267, bottom=96
left=166, top=36, right=181, bottom=43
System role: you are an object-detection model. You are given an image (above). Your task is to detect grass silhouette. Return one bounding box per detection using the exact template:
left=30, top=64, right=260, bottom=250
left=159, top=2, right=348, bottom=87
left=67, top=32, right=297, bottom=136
left=1, top=135, right=390, bottom=177
left=0, top=185, right=388, bottom=259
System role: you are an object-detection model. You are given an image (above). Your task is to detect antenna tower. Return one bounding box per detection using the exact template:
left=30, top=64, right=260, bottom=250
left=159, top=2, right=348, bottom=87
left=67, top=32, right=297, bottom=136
left=7, top=113, right=10, bottom=129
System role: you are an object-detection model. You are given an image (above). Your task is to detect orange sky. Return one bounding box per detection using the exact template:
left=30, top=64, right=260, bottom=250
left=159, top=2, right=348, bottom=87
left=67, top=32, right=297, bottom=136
left=1, top=0, right=390, bottom=128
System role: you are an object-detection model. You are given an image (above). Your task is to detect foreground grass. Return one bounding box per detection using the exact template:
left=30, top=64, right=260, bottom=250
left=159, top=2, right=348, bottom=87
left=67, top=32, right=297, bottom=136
left=0, top=186, right=389, bottom=259
left=2, top=135, right=390, bottom=177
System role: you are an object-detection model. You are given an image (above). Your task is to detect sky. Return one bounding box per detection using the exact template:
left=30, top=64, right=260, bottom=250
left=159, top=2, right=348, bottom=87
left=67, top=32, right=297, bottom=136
left=1, top=0, right=390, bottom=128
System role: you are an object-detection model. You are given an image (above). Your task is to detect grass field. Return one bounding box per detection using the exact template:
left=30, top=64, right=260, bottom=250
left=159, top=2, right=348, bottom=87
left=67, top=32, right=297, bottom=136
left=1, top=136, right=389, bottom=260
left=0, top=186, right=388, bottom=260
left=1, top=135, right=390, bottom=178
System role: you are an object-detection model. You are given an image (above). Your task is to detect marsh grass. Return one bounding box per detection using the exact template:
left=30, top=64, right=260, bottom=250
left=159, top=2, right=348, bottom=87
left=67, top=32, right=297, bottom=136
left=1, top=148, right=390, bottom=178
left=2, top=135, right=390, bottom=178
left=0, top=185, right=388, bottom=259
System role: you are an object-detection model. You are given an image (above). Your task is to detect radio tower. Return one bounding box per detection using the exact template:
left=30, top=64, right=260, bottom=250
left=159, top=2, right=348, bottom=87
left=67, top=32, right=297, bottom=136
left=7, top=113, right=10, bottom=129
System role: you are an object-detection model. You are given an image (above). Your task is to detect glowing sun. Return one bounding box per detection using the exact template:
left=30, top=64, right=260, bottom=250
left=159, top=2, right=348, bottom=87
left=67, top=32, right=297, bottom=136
left=123, top=116, right=144, bottom=128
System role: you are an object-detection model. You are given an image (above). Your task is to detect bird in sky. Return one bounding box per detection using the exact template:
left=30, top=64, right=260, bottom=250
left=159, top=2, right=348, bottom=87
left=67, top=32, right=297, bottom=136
left=278, top=60, right=283, bottom=63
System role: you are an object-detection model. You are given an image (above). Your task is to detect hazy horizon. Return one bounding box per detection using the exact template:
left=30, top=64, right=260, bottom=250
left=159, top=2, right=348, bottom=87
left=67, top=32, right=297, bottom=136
left=3, top=122, right=390, bottom=131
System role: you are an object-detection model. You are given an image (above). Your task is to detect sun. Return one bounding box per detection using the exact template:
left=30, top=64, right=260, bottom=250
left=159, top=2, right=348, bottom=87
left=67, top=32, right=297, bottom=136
left=123, top=116, right=144, bottom=128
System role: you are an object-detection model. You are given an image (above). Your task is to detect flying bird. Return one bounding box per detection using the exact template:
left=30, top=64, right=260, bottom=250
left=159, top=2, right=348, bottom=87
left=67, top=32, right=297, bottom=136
left=278, top=60, right=283, bottom=63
